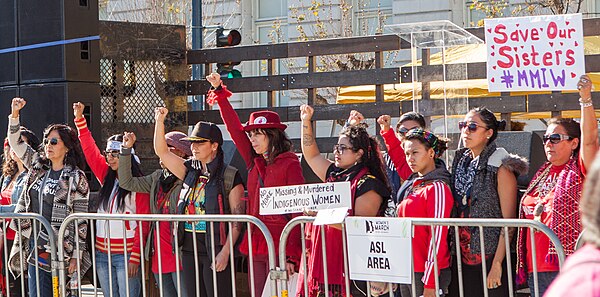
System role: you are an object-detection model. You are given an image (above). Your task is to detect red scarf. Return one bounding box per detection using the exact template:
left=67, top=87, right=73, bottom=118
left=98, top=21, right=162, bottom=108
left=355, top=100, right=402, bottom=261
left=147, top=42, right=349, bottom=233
left=297, top=165, right=369, bottom=297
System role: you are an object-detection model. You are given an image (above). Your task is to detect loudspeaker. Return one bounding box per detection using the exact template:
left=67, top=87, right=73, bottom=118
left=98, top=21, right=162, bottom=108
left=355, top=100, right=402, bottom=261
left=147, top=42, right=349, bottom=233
left=17, top=0, right=99, bottom=84
left=0, top=82, right=101, bottom=191
left=0, top=0, right=18, bottom=86
left=0, top=86, right=19, bottom=137
left=1, top=82, right=100, bottom=145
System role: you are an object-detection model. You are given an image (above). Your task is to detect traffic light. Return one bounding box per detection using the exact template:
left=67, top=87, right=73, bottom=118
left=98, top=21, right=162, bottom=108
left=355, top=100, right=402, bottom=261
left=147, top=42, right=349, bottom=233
left=216, top=28, right=241, bottom=47
left=216, top=28, right=242, bottom=78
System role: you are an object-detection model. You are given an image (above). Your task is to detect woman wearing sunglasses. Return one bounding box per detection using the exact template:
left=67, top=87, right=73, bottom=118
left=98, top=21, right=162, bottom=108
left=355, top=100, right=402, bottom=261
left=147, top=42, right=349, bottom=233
left=299, top=104, right=390, bottom=297
left=7, top=98, right=90, bottom=297
left=0, top=128, right=39, bottom=297
left=154, top=108, right=245, bottom=297
left=72, top=102, right=150, bottom=297
left=515, top=75, right=598, bottom=296
left=205, top=73, right=304, bottom=297
left=396, top=129, right=453, bottom=297
left=448, top=107, right=528, bottom=297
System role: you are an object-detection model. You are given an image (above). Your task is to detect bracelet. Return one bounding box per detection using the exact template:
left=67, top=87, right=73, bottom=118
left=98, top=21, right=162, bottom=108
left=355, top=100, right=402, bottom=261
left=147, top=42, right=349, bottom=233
left=579, top=97, right=592, bottom=104
left=581, top=101, right=594, bottom=108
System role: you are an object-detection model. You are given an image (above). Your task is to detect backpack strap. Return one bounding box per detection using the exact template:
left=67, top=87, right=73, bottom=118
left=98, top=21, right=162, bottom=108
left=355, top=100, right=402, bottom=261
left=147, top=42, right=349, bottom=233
left=217, top=165, right=239, bottom=246
left=223, top=165, right=238, bottom=199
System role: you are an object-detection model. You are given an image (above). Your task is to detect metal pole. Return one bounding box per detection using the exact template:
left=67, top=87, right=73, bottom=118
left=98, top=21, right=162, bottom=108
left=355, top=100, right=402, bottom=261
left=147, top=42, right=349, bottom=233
left=191, top=0, right=203, bottom=110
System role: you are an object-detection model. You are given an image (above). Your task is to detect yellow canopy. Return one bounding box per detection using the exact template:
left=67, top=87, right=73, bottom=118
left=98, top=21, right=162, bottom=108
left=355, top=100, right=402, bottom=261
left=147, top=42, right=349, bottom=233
left=336, top=36, right=600, bottom=119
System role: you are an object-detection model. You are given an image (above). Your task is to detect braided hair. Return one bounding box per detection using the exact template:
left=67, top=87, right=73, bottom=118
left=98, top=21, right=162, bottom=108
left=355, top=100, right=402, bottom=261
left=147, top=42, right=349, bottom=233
left=404, top=128, right=450, bottom=159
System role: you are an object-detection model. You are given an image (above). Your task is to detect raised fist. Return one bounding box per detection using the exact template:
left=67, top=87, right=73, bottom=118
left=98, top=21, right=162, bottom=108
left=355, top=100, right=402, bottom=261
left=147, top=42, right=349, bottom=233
left=123, top=132, right=136, bottom=149
left=206, top=73, right=222, bottom=88
left=73, top=102, right=85, bottom=120
left=300, top=104, right=314, bottom=122
left=377, top=115, right=392, bottom=132
left=11, top=98, right=26, bottom=118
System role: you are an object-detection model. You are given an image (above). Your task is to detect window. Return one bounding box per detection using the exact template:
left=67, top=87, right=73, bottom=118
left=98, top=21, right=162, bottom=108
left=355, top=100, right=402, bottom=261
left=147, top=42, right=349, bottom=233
left=354, top=0, right=393, bottom=36
left=255, top=0, right=290, bottom=107
left=259, top=0, right=287, bottom=19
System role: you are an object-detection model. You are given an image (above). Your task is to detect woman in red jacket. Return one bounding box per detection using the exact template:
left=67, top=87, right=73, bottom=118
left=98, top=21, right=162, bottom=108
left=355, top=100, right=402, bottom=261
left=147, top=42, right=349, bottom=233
left=206, top=73, right=304, bottom=296
left=396, top=129, right=453, bottom=297
left=299, top=105, right=390, bottom=297
left=73, top=102, right=150, bottom=297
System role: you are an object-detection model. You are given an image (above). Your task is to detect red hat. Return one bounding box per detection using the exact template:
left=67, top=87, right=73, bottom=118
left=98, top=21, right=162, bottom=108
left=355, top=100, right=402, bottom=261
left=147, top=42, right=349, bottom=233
left=244, top=111, right=287, bottom=131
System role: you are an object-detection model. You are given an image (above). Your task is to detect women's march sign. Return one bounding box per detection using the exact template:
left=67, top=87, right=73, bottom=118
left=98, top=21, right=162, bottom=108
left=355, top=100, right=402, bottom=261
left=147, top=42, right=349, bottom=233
left=485, top=14, right=584, bottom=92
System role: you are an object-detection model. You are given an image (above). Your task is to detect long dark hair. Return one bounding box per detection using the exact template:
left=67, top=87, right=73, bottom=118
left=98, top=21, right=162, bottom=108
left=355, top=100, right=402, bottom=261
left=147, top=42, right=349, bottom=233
left=2, top=143, right=15, bottom=177
left=212, top=145, right=226, bottom=185
left=249, top=128, right=293, bottom=163
left=40, top=124, right=85, bottom=169
left=2, top=127, right=40, bottom=177
left=98, top=134, right=143, bottom=212
left=340, top=125, right=390, bottom=192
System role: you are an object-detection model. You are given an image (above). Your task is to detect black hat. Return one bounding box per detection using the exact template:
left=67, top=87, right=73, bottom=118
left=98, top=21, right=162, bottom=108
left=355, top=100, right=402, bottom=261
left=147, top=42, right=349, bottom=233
left=182, top=122, right=223, bottom=145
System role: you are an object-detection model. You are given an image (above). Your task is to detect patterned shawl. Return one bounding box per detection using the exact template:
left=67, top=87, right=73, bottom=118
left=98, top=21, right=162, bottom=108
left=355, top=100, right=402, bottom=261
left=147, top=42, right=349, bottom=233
left=516, top=156, right=583, bottom=285
left=7, top=154, right=91, bottom=280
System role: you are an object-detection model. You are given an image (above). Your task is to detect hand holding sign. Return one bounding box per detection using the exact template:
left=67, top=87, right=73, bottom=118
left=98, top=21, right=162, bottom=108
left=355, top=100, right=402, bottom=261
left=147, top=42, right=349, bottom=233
left=578, top=74, right=593, bottom=100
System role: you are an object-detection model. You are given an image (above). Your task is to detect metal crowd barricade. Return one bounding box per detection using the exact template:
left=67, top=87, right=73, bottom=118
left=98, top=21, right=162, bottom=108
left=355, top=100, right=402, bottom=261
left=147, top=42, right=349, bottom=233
left=56, top=213, right=278, bottom=297
left=0, top=213, right=59, bottom=297
left=278, top=217, right=566, bottom=297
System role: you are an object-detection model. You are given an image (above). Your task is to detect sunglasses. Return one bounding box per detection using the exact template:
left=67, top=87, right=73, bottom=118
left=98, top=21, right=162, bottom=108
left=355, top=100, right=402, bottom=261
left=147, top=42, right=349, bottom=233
left=458, top=121, right=488, bottom=132
left=333, top=144, right=354, bottom=154
left=105, top=151, right=119, bottom=158
left=543, top=133, right=573, bottom=144
left=396, top=126, right=419, bottom=136
left=43, top=138, right=60, bottom=146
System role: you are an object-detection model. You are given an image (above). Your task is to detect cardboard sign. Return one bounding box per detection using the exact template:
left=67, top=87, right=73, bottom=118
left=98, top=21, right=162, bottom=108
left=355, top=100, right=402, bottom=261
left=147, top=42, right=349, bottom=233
left=259, top=182, right=352, bottom=215
left=313, top=207, right=349, bottom=226
left=485, top=14, right=584, bottom=92
left=345, top=217, right=412, bottom=284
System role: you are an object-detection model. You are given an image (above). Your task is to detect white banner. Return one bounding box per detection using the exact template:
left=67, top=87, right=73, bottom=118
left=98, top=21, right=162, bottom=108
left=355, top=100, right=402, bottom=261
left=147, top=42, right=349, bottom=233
left=259, top=182, right=352, bottom=215
left=485, top=14, right=585, bottom=92
left=345, top=217, right=412, bottom=284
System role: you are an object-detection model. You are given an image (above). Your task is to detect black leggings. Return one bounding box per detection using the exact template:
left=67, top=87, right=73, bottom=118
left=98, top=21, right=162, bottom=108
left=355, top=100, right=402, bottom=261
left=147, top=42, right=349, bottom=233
left=447, top=256, right=512, bottom=297
left=180, top=249, right=233, bottom=297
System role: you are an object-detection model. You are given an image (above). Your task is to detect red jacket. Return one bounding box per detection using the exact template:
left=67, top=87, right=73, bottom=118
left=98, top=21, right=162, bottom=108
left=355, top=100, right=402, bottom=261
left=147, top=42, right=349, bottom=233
left=210, top=86, right=304, bottom=260
left=397, top=179, right=453, bottom=289
left=381, top=129, right=412, bottom=180
left=75, top=117, right=151, bottom=265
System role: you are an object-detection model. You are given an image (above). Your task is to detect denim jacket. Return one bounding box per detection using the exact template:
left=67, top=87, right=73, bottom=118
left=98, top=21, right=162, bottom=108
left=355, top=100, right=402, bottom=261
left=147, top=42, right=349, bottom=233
left=0, top=171, right=28, bottom=213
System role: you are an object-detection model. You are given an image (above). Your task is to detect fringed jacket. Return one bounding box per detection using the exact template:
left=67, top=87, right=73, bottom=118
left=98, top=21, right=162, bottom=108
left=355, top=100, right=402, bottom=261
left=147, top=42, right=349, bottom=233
left=6, top=116, right=91, bottom=278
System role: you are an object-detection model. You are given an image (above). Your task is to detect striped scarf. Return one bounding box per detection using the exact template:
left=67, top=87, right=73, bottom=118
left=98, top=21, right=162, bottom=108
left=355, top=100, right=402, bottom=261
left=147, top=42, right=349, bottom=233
left=516, top=156, right=583, bottom=285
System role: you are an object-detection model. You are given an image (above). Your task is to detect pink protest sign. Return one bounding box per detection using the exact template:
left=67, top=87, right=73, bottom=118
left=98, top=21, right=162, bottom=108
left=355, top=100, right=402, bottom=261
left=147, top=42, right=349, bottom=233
left=485, top=14, right=584, bottom=92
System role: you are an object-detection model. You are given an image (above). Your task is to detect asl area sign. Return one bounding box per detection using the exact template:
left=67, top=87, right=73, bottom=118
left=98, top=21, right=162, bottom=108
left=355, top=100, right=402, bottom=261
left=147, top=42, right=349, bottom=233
left=259, top=182, right=352, bottom=215
left=485, top=14, right=584, bottom=92
left=345, top=217, right=412, bottom=284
